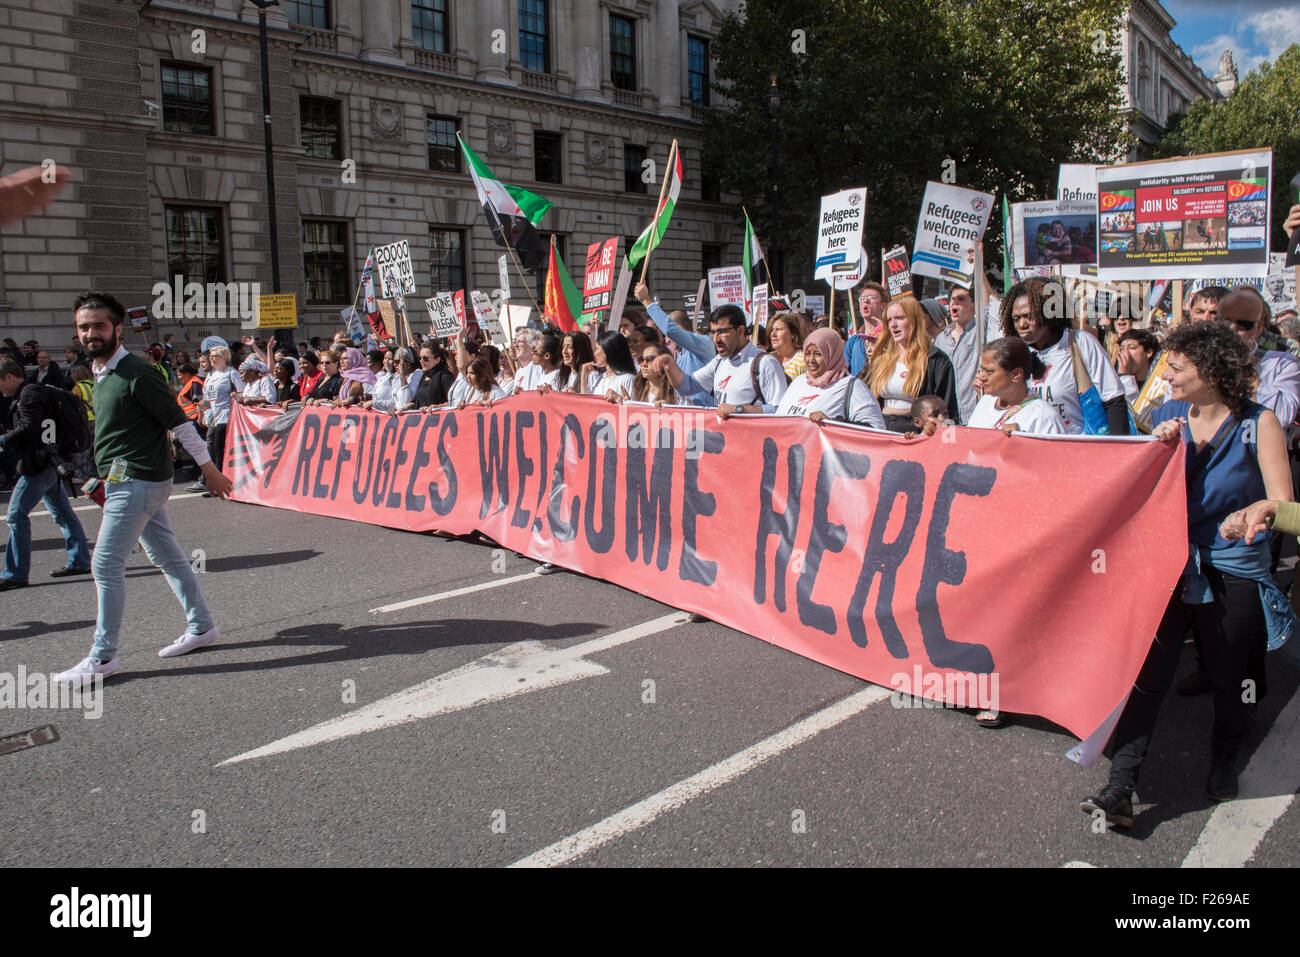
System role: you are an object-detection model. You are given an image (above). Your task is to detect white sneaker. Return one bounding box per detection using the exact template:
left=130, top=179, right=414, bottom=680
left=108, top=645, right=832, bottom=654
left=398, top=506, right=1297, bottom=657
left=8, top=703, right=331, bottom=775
left=55, top=655, right=118, bottom=687
left=158, top=626, right=219, bottom=658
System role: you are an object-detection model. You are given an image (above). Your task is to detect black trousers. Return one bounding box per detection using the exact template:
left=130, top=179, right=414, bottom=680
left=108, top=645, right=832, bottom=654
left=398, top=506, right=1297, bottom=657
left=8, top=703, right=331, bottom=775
left=1108, top=566, right=1261, bottom=790
left=206, top=422, right=228, bottom=472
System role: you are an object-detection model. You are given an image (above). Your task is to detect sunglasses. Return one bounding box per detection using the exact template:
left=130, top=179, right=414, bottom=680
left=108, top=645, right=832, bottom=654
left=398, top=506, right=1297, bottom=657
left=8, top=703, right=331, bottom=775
left=1232, top=319, right=1257, bottom=332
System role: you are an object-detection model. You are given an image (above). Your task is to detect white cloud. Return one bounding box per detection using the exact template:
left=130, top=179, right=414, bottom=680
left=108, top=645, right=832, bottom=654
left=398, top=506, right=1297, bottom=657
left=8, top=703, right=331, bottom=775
left=1168, top=1, right=1300, bottom=78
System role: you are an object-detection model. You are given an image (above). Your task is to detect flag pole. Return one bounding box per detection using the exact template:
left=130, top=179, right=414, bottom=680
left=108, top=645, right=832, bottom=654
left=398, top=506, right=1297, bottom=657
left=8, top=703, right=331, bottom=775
left=502, top=228, right=546, bottom=320
left=349, top=246, right=372, bottom=315
left=742, top=205, right=782, bottom=298
left=639, top=139, right=679, bottom=285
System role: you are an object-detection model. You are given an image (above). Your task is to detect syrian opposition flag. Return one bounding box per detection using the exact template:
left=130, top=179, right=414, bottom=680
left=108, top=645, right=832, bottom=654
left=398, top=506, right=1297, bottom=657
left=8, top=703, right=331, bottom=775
left=459, top=133, right=553, bottom=272
left=359, top=250, right=389, bottom=340
left=544, top=238, right=581, bottom=333
left=626, top=141, right=683, bottom=271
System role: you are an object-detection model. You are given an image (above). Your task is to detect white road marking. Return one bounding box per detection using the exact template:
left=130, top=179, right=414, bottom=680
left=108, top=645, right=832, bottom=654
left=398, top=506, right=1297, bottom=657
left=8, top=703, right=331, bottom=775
left=218, top=613, right=688, bottom=766
left=509, top=685, right=893, bottom=868
left=369, top=571, right=537, bottom=614
left=1182, top=685, right=1300, bottom=868
left=27, top=491, right=206, bottom=515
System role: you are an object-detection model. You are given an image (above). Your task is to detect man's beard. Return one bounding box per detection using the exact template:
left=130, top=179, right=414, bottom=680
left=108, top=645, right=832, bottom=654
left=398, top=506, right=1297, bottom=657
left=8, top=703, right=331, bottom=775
left=83, top=327, right=120, bottom=359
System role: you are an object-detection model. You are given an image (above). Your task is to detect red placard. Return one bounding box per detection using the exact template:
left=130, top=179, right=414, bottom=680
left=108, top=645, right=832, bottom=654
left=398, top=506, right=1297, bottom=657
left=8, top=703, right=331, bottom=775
left=582, top=238, right=619, bottom=314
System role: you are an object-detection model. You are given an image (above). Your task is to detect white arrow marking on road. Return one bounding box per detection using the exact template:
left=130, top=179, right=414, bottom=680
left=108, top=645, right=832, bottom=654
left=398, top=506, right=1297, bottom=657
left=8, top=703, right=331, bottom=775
left=1182, top=683, right=1300, bottom=868
left=218, top=612, right=688, bottom=766
left=509, top=684, right=892, bottom=868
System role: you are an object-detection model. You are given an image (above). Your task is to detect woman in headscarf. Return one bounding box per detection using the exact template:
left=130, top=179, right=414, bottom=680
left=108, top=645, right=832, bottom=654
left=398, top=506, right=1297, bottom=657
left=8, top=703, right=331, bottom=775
left=234, top=357, right=276, bottom=406
left=335, top=346, right=376, bottom=407
left=777, top=328, right=885, bottom=427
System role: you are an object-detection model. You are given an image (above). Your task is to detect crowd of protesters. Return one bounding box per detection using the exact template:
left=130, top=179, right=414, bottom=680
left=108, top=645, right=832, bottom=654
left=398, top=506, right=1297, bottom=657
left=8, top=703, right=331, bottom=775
left=4, top=203, right=1300, bottom=832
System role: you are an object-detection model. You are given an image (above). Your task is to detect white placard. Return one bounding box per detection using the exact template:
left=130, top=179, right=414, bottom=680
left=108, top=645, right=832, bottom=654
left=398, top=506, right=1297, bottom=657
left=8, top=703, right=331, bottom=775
left=425, top=293, right=458, bottom=338
left=471, top=289, right=507, bottom=345
left=498, top=254, right=511, bottom=299
left=832, top=247, right=869, bottom=290
left=375, top=240, right=416, bottom=298
left=707, top=266, right=748, bottom=314
left=1057, top=164, right=1099, bottom=205
left=752, top=282, right=769, bottom=327
left=814, top=187, right=868, bottom=282
left=804, top=294, right=825, bottom=317
left=910, top=181, right=995, bottom=287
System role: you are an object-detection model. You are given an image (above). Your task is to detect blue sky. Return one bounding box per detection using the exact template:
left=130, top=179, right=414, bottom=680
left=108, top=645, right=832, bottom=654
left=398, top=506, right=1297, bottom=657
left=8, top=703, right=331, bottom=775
left=1162, top=0, right=1300, bottom=78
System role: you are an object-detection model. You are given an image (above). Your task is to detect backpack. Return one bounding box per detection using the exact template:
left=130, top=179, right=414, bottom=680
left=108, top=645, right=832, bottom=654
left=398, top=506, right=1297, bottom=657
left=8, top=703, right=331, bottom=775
left=40, top=383, right=92, bottom=456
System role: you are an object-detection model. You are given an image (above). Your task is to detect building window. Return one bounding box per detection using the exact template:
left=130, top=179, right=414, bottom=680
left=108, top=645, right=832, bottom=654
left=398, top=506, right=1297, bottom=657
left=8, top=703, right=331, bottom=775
left=519, top=0, right=549, bottom=73
left=702, top=243, right=723, bottom=275
left=161, top=62, right=213, bottom=135
left=701, top=170, right=720, bottom=203
left=302, top=220, right=349, bottom=304
left=688, top=36, right=710, bottom=106
left=534, top=130, right=562, bottom=184
left=610, top=14, right=636, bottom=91
left=624, top=143, right=647, bottom=193
left=300, top=97, right=342, bottom=160
left=427, top=115, right=460, bottom=172
left=285, top=0, right=330, bottom=29
left=412, top=0, right=448, bottom=52
left=430, top=227, right=466, bottom=293
left=166, top=206, right=225, bottom=286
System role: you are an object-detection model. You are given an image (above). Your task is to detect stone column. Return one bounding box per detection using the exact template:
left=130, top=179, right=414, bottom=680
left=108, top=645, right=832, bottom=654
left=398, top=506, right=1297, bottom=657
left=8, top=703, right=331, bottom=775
left=571, top=1, right=602, bottom=98
left=475, top=0, right=510, bottom=82
left=655, top=0, right=682, bottom=115
left=360, top=0, right=402, bottom=65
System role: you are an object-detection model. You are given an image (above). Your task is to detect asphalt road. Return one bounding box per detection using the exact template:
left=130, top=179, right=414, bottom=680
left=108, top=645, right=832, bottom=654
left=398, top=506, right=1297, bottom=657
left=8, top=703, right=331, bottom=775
left=1, top=484, right=1298, bottom=869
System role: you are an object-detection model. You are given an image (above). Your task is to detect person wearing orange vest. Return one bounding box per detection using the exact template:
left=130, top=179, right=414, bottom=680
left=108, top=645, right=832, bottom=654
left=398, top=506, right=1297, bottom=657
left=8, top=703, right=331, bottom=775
left=175, top=363, right=204, bottom=426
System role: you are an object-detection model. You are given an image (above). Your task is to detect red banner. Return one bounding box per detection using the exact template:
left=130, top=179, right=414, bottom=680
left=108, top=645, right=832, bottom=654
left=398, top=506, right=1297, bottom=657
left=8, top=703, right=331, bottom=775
left=227, top=398, right=1187, bottom=743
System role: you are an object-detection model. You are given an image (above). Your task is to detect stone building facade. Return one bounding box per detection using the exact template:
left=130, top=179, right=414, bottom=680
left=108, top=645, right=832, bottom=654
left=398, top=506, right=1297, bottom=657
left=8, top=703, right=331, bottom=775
left=0, top=0, right=740, bottom=348
left=1119, top=0, right=1223, bottom=160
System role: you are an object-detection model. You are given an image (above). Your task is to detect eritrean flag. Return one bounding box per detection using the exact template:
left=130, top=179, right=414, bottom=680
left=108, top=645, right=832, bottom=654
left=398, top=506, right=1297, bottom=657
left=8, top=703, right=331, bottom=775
left=1227, top=178, right=1267, bottom=202
left=543, top=237, right=581, bottom=333
left=1100, top=189, right=1134, bottom=212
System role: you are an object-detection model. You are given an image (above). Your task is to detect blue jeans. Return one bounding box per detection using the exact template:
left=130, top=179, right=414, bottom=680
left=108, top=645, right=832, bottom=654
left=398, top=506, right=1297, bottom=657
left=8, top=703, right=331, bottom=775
left=90, top=478, right=214, bottom=662
left=4, top=465, right=91, bottom=582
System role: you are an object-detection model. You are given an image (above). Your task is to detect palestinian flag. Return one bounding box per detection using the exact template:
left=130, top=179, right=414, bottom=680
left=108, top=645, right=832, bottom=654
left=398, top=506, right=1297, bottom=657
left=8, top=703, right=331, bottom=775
left=359, top=250, right=389, bottom=339
left=544, top=238, right=581, bottom=333
left=459, top=133, right=553, bottom=272
left=1100, top=189, right=1134, bottom=212
left=626, top=141, right=683, bottom=270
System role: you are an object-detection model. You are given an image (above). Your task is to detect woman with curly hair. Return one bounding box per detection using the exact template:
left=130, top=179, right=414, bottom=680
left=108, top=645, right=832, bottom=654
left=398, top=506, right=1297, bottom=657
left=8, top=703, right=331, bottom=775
left=1000, top=276, right=1128, bottom=434
left=1081, top=320, right=1292, bottom=828
left=860, top=294, right=959, bottom=432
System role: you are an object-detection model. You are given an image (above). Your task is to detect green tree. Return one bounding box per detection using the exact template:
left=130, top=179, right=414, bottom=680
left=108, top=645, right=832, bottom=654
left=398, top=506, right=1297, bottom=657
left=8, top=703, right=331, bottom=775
left=703, top=0, right=1130, bottom=289
left=1155, top=45, right=1300, bottom=252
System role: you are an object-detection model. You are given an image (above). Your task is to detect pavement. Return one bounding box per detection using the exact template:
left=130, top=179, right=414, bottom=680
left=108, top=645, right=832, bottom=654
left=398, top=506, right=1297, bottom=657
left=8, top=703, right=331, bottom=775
left=1, top=483, right=1298, bottom=868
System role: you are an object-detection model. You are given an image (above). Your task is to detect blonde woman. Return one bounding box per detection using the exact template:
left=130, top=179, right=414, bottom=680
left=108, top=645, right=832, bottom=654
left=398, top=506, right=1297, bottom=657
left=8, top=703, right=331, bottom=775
left=860, top=294, right=960, bottom=433
left=768, top=312, right=805, bottom=381
left=192, top=344, right=242, bottom=493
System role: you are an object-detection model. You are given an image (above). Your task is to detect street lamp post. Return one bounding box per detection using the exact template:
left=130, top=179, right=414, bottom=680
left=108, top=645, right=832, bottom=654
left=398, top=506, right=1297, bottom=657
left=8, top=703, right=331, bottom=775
left=249, top=1, right=293, bottom=347
left=763, top=75, right=782, bottom=290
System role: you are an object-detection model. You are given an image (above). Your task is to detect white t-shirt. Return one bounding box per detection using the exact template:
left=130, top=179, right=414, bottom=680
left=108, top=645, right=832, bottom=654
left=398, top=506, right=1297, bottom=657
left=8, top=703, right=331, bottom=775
left=512, top=362, right=544, bottom=392
left=202, top=367, right=243, bottom=425
left=243, top=375, right=276, bottom=404
left=591, top=371, right=636, bottom=398
left=1027, top=330, right=1124, bottom=434
left=967, top=394, right=1066, bottom=435
left=538, top=366, right=564, bottom=390
left=880, top=359, right=913, bottom=414
left=776, top=374, right=886, bottom=428
left=447, top=373, right=474, bottom=407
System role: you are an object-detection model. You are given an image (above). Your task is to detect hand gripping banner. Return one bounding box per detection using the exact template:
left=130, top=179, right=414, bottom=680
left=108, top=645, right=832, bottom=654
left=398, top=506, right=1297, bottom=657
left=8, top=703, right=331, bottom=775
left=227, top=397, right=1187, bottom=747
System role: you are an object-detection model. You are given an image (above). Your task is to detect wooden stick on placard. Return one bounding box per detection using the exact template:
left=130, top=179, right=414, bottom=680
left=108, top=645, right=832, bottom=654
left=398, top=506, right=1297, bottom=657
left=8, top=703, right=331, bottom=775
left=690, top=277, right=706, bottom=328
left=1172, top=279, right=1184, bottom=327
left=501, top=232, right=545, bottom=319
left=880, top=247, right=887, bottom=285
left=846, top=285, right=858, bottom=335
left=639, top=139, right=679, bottom=285
left=827, top=283, right=836, bottom=331
left=974, top=242, right=988, bottom=357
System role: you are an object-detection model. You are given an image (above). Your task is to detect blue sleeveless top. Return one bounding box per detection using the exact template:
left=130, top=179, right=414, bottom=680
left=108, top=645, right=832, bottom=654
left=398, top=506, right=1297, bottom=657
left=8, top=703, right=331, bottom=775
left=1151, top=400, right=1267, bottom=549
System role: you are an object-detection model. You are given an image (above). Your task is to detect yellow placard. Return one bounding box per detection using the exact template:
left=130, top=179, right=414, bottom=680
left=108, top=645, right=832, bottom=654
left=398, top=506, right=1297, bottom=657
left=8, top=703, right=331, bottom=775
left=255, top=293, right=298, bottom=329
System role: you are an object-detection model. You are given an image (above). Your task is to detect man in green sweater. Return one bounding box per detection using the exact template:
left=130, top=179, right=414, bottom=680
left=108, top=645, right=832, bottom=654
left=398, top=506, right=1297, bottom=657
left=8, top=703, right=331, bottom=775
left=56, top=292, right=233, bottom=688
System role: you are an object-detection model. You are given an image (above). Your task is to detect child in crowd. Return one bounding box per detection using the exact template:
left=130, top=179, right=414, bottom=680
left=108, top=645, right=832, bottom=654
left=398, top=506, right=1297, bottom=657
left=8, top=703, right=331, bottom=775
left=905, top=395, right=949, bottom=438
